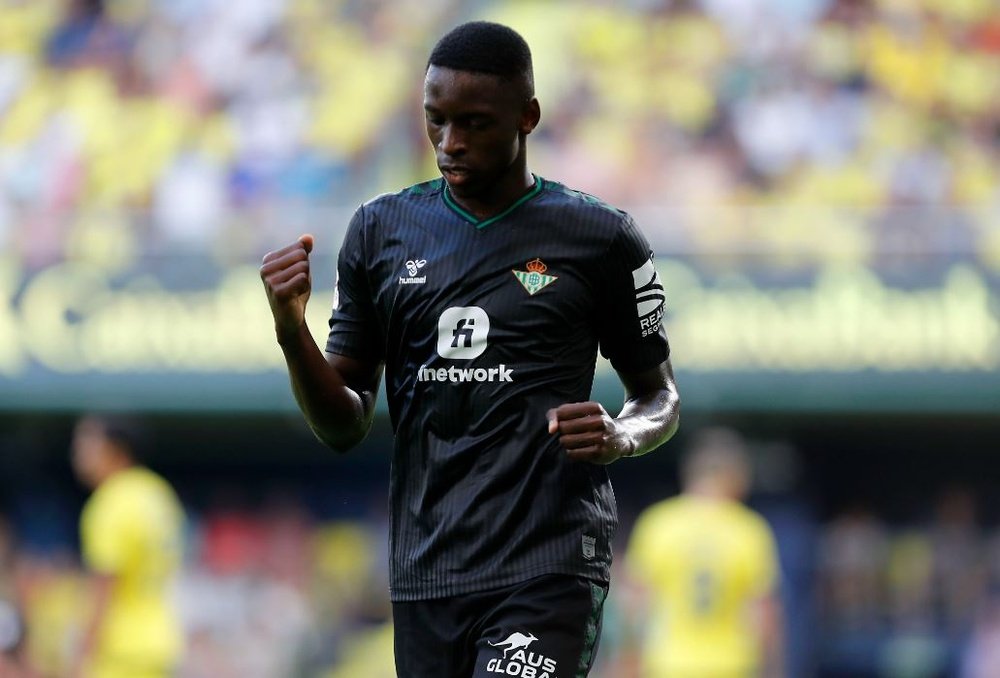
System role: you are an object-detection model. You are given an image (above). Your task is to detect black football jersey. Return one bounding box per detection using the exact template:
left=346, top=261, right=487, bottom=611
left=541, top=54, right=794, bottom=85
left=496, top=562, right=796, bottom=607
left=327, top=175, right=669, bottom=601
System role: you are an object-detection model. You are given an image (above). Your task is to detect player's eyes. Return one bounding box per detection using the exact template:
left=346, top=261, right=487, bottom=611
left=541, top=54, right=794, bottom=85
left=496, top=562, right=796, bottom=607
left=425, top=113, right=492, bottom=131
left=468, top=119, right=490, bottom=131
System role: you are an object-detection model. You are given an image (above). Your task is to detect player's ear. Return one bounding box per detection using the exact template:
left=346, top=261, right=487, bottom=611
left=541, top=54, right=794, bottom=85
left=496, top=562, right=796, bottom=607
left=520, top=97, right=540, bottom=135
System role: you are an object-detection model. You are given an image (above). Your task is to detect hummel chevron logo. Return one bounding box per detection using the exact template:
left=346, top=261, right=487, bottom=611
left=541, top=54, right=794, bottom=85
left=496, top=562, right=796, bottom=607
left=512, top=258, right=557, bottom=295
left=399, top=258, right=427, bottom=285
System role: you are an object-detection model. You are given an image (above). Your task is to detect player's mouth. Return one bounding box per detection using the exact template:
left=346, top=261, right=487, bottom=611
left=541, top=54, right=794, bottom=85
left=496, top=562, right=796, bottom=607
left=440, top=165, right=473, bottom=186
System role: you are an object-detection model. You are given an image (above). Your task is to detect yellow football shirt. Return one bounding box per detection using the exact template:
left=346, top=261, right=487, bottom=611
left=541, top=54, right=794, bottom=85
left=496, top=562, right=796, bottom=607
left=627, top=495, right=778, bottom=678
left=80, top=467, right=184, bottom=678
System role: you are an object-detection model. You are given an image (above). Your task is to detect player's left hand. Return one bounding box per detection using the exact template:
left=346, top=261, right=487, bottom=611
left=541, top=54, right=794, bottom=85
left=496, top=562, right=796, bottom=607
left=547, top=402, right=634, bottom=464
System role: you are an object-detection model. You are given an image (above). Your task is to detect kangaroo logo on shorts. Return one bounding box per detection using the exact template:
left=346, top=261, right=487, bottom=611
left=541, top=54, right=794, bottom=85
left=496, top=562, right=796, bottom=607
left=487, top=629, right=557, bottom=676
left=489, top=631, right=537, bottom=659
left=437, top=306, right=489, bottom=359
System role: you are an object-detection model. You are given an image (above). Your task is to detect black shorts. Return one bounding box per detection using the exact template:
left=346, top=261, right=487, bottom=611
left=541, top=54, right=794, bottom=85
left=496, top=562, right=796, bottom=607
left=393, top=574, right=608, bottom=678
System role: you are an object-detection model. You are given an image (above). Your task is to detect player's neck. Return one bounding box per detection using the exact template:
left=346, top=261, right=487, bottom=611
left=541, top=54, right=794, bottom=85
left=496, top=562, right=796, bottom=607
left=98, top=459, right=135, bottom=486
left=687, top=480, right=738, bottom=502
left=449, top=166, right=535, bottom=221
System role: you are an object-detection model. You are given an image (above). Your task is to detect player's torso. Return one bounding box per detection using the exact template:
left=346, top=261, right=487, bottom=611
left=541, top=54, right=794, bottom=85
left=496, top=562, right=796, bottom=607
left=356, top=182, right=627, bottom=599
left=364, top=186, right=613, bottom=437
left=649, top=502, right=765, bottom=665
left=87, top=470, right=184, bottom=663
left=660, top=504, right=760, bottom=607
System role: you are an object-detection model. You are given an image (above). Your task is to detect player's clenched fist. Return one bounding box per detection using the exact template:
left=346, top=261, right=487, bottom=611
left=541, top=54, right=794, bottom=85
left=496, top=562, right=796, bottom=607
left=547, top=401, right=634, bottom=465
left=261, top=234, right=314, bottom=342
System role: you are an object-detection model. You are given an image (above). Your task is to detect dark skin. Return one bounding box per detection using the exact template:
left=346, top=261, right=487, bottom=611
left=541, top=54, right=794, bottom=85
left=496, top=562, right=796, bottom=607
left=423, top=65, right=538, bottom=218
left=261, top=65, right=680, bottom=461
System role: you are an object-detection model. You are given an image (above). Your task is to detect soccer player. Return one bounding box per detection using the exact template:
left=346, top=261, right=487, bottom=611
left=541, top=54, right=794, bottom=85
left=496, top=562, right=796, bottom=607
left=626, top=427, right=783, bottom=678
left=70, top=415, right=184, bottom=678
left=261, top=21, right=680, bottom=677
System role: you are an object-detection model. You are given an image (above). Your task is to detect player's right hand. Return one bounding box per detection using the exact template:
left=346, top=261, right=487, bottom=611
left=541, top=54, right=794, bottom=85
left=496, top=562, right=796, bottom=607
left=261, top=234, right=314, bottom=342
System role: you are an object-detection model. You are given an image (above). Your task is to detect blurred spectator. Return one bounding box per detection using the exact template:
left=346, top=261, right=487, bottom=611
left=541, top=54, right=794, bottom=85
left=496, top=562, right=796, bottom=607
left=820, top=505, right=889, bottom=636
left=152, top=144, right=227, bottom=252
left=45, top=0, right=130, bottom=73
left=817, top=485, right=1000, bottom=677
left=0, top=515, right=37, bottom=678
left=963, top=600, right=1000, bottom=678
left=930, top=487, right=987, bottom=638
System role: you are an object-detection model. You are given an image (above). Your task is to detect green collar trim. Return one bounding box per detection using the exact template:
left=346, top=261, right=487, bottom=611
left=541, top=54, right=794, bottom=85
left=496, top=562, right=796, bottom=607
left=442, top=175, right=543, bottom=229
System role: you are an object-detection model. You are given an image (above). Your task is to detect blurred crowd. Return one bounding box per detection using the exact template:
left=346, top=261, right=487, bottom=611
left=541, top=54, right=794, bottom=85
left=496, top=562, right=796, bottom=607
left=4, top=479, right=1000, bottom=676
left=818, top=487, right=1000, bottom=677
left=0, top=497, right=397, bottom=677
left=0, top=0, right=997, bottom=272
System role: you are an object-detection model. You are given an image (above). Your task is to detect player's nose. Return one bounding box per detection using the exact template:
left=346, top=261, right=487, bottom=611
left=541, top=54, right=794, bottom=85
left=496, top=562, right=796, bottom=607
left=439, top=123, right=467, bottom=156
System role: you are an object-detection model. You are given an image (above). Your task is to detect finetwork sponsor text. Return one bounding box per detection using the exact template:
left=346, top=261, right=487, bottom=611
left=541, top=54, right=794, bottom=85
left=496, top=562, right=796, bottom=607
left=417, top=364, right=514, bottom=383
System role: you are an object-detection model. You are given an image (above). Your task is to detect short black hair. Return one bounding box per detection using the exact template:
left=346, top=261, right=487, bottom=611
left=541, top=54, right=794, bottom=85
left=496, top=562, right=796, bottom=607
left=681, top=427, right=749, bottom=487
left=427, top=21, right=534, bottom=98
left=86, top=413, right=148, bottom=462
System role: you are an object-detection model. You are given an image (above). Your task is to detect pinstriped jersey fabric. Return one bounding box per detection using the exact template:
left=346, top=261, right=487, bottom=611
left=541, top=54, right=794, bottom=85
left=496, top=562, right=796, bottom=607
left=327, top=175, right=669, bottom=601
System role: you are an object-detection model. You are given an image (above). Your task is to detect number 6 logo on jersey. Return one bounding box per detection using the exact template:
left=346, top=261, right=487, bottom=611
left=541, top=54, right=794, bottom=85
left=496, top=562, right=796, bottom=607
left=437, top=306, right=490, bottom=359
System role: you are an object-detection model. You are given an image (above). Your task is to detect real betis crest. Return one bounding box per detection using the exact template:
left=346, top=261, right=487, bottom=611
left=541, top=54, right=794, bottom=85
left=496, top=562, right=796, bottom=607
left=513, top=258, right=557, bottom=295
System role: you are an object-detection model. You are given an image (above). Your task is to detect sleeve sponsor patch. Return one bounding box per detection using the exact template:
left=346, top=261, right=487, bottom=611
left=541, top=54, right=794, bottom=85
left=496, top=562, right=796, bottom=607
left=632, top=258, right=665, bottom=337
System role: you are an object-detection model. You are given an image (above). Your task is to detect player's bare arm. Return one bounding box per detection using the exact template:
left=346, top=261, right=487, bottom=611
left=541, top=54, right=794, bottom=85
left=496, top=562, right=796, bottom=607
left=756, top=593, right=786, bottom=678
left=547, top=357, right=680, bottom=464
left=261, top=234, right=383, bottom=451
left=71, top=573, right=114, bottom=678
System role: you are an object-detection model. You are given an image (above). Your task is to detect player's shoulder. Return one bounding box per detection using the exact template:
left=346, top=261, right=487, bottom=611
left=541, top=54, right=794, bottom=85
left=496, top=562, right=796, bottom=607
left=724, top=502, right=776, bottom=542
left=101, top=467, right=178, bottom=511
left=347, top=179, right=447, bottom=240
left=640, top=496, right=763, bottom=528
left=83, top=474, right=133, bottom=527
left=629, top=497, right=692, bottom=556
left=538, top=178, right=634, bottom=225
left=636, top=495, right=688, bottom=528
left=115, top=466, right=167, bottom=491
left=362, top=177, right=446, bottom=212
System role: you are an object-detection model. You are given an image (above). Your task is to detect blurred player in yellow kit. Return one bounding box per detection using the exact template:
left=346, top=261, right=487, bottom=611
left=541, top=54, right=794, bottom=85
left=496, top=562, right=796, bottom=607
left=71, top=415, right=184, bottom=678
left=626, top=428, right=783, bottom=677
